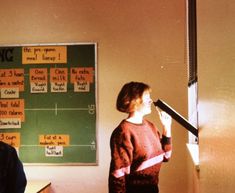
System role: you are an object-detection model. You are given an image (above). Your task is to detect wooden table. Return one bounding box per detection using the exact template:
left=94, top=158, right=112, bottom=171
left=25, top=181, right=51, bottom=193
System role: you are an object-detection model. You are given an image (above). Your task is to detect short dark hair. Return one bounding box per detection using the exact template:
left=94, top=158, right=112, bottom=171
left=116, top=81, right=151, bottom=113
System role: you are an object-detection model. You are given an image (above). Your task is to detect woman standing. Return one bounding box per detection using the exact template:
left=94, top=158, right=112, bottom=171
left=109, top=81, right=172, bottom=193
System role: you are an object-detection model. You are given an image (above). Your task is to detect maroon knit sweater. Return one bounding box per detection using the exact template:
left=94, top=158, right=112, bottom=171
left=109, top=119, right=172, bottom=193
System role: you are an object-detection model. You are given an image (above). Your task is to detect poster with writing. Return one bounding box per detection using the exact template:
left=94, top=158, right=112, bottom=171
left=0, top=43, right=97, bottom=165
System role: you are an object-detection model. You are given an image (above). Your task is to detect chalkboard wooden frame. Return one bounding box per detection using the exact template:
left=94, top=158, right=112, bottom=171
left=0, top=43, right=98, bottom=165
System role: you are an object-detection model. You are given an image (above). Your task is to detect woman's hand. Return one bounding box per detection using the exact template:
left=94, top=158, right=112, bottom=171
left=156, top=107, right=172, bottom=137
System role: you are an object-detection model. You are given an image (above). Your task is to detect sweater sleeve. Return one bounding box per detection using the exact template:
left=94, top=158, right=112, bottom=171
left=161, top=135, right=172, bottom=162
left=16, top=157, right=27, bottom=193
left=108, top=127, right=133, bottom=193
left=148, top=120, right=172, bottom=162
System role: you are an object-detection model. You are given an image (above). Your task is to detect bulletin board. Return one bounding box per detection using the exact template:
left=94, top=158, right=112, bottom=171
left=0, top=43, right=97, bottom=165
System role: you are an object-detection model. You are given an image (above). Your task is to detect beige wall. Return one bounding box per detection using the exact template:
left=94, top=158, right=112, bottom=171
left=197, top=0, right=235, bottom=193
left=0, top=1, right=189, bottom=193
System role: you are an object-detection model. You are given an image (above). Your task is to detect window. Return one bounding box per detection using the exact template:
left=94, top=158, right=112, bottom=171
left=187, top=0, right=198, bottom=144
left=187, top=0, right=199, bottom=170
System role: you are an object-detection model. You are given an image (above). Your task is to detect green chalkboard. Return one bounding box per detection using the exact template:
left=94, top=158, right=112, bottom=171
left=0, top=43, right=97, bottom=165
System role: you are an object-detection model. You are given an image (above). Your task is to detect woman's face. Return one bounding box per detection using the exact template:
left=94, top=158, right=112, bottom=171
left=135, top=90, right=153, bottom=116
